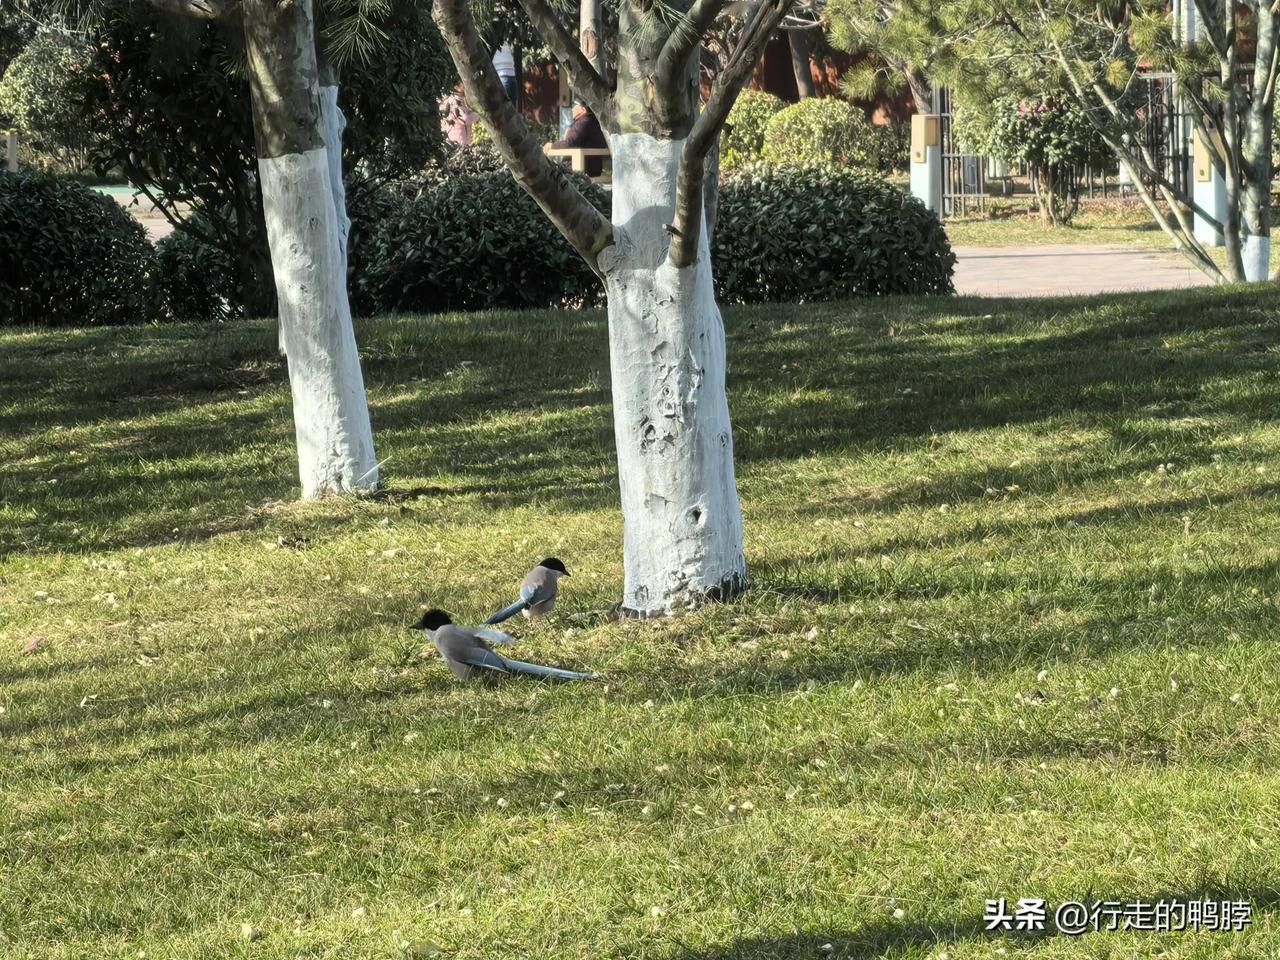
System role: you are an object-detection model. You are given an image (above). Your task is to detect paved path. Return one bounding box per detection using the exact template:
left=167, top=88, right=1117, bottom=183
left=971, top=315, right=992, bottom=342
left=953, top=243, right=1212, bottom=297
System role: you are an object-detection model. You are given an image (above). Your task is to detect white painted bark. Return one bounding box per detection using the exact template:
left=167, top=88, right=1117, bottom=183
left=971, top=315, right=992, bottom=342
left=259, top=146, right=379, bottom=497
left=319, top=85, right=351, bottom=271
left=598, top=133, right=746, bottom=616
left=1241, top=233, right=1270, bottom=282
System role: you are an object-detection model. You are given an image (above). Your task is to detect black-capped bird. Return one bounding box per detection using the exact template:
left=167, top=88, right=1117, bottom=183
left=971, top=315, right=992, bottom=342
left=484, top=557, right=570, bottom=624
left=412, top=608, right=597, bottom=682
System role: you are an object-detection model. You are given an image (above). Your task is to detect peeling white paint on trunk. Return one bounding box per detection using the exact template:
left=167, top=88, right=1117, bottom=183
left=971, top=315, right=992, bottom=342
left=599, top=132, right=746, bottom=616
left=1241, top=233, right=1270, bottom=282
left=319, top=85, right=351, bottom=271
left=259, top=145, right=379, bottom=498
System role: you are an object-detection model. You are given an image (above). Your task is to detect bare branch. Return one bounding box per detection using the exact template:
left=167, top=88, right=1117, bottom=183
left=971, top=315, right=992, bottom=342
left=432, top=0, right=614, bottom=271
left=669, top=0, right=793, bottom=267
left=513, top=0, right=614, bottom=125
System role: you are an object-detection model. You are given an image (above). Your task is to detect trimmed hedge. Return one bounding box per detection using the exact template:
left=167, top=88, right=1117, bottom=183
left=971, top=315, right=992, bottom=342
left=713, top=164, right=955, bottom=303
left=355, top=169, right=608, bottom=313
left=0, top=172, right=159, bottom=326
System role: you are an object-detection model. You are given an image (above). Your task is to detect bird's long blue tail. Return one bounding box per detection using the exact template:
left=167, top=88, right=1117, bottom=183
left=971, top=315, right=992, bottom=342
left=484, top=599, right=528, bottom=624
left=501, top=658, right=598, bottom=681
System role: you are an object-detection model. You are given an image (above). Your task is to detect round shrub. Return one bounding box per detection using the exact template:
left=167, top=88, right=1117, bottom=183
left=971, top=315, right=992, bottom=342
left=356, top=170, right=608, bottom=313
left=720, top=90, right=786, bottom=172
left=0, top=172, right=160, bottom=326
left=712, top=164, right=955, bottom=303
left=762, top=97, right=878, bottom=170
left=155, top=223, right=237, bottom=322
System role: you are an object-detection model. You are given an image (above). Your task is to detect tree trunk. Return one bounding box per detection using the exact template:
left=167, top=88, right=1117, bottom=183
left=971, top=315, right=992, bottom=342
left=599, top=133, right=746, bottom=616
left=242, top=0, right=379, bottom=498
left=1240, top=1, right=1276, bottom=282
left=788, top=29, right=815, bottom=99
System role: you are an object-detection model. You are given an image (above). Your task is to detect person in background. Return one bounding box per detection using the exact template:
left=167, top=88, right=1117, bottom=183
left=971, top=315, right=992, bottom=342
left=439, top=87, right=479, bottom=147
left=544, top=98, right=607, bottom=176
left=493, top=44, right=518, bottom=105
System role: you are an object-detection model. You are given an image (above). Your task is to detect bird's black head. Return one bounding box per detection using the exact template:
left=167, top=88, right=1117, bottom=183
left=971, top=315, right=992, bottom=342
left=539, top=557, right=570, bottom=576
left=413, top=608, right=453, bottom=631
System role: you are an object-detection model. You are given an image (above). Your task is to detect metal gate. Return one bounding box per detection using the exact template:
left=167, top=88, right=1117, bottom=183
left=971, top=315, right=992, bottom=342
left=936, top=88, right=986, bottom=217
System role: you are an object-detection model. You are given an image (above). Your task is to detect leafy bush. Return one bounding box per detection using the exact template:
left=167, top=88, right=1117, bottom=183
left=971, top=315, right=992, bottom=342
left=0, top=172, right=159, bottom=326
left=355, top=169, right=608, bottom=312
left=712, top=164, right=955, bottom=303
left=0, top=30, right=97, bottom=173
left=720, top=90, right=786, bottom=171
left=761, top=97, right=878, bottom=170
left=872, top=122, right=910, bottom=174
left=155, top=222, right=237, bottom=323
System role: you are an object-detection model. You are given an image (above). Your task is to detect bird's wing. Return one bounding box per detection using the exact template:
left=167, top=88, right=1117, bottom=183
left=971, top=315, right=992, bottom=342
left=462, top=645, right=510, bottom=673
left=473, top=627, right=517, bottom=646
left=521, top=572, right=555, bottom=605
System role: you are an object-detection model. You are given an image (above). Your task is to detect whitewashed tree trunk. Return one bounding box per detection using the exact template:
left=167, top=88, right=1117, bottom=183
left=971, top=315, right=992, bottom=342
left=244, top=0, right=378, bottom=499
left=599, top=133, right=746, bottom=616
left=319, top=83, right=351, bottom=272
left=258, top=151, right=379, bottom=497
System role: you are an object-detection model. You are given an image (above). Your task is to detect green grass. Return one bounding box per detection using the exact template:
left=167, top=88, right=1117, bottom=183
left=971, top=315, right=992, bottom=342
left=3, top=289, right=1280, bottom=959
left=944, top=199, right=1170, bottom=248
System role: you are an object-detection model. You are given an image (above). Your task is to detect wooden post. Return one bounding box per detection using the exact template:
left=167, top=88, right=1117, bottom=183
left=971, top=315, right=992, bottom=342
left=5, top=130, right=16, bottom=172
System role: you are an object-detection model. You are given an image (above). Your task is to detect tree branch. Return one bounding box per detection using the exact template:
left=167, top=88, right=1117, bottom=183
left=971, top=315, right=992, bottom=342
left=513, top=0, right=614, bottom=125
left=668, top=0, right=792, bottom=267
left=432, top=0, right=614, bottom=272
left=656, top=0, right=731, bottom=90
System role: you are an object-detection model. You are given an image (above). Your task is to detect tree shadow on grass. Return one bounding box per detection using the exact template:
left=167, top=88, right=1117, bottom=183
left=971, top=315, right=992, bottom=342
left=3, top=285, right=1279, bottom=560
left=659, top=886, right=1279, bottom=958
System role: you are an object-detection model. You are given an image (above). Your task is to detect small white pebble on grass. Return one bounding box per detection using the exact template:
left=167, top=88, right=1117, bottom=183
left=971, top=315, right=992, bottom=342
left=892, top=907, right=905, bottom=919
left=240, top=923, right=261, bottom=941
left=351, top=906, right=365, bottom=918
left=641, top=804, right=653, bottom=816
left=496, top=797, right=508, bottom=809
left=650, top=906, right=665, bottom=918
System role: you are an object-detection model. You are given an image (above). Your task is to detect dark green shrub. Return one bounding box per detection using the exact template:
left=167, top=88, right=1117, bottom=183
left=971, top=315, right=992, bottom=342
left=155, top=223, right=237, bottom=322
left=762, top=97, right=878, bottom=170
left=873, top=122, right=910, bottom=174
left=712, top=164, right=955, bottom=303
left=720, top=90, right=786, bottom=171
left=355, top=170, right=607, bottom=312
left=0, top=172, right=160, bottom=326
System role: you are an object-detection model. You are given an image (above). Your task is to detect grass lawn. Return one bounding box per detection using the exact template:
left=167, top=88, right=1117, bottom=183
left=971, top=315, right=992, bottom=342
left=943, top=198, right=1167, bottom=248
left=3, top=288, right=1280, bottom=959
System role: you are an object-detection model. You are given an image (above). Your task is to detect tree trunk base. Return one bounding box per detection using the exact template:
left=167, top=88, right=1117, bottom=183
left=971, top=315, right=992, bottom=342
left=601, top=132, right=747, bottom=617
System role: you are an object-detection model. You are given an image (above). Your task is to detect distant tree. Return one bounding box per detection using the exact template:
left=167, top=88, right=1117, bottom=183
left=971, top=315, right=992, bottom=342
left=827, top=0, right=1279, bottom=283
left=0, top=30, right=98, bottom=172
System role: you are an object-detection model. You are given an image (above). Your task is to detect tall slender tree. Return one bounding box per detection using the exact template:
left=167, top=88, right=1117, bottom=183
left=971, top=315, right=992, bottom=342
left=433, top=0, right=793, bottom=615
left=107, top=0, right=382, bottom=497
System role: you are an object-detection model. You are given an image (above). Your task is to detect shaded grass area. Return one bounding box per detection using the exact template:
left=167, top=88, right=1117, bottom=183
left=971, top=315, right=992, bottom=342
left=2, top=288, right=1280, bottom=958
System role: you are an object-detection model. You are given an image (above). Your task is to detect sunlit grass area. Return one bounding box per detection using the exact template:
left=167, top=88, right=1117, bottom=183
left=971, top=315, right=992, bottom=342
left=3, top=288, right=1280, bottom=958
